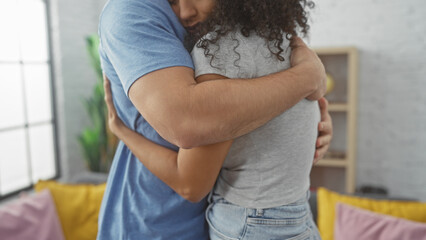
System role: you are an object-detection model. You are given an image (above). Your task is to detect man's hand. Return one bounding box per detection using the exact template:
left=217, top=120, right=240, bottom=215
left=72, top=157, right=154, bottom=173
left=290, top=37, right=327, bottom=101
left=314, top=97, right=333, bottom=164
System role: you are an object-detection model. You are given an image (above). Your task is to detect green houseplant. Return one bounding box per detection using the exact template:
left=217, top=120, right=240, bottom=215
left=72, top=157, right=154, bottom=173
left=78, top=34, right=117, bottom=173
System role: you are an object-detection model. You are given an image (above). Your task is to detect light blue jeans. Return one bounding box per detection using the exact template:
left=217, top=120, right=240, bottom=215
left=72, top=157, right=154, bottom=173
left=206, top=192, right=321, bottom=240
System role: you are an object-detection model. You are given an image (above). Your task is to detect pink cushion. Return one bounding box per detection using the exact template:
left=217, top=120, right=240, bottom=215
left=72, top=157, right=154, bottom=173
left=0, top=189, right=65, bottom=240
left=335, top=203, right=426, bottom=240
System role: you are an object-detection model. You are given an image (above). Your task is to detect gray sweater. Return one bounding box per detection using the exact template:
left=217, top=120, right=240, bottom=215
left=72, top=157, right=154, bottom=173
left=191, top=31, right=320, bottom=208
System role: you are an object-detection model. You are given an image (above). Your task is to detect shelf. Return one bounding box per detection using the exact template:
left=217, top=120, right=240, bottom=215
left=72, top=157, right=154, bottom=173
left=328, top=103, right=348, bottom=112
left=315, top=158, right=347, bottom=168
left=311, top=47, right=358, bottom=194
left=314, top=46, right=357, bottom=55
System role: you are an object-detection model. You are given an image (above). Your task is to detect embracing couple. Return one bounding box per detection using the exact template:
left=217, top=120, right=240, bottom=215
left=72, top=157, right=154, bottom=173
left=97, top=0, right=332, bottom=239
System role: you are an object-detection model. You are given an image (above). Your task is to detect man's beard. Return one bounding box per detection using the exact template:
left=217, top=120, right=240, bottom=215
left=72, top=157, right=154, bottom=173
left=184, top=31, right=197, bottom=52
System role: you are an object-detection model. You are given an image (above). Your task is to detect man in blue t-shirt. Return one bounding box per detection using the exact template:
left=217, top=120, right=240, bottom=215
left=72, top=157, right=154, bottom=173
left=97, top=0, right=331, bottom=239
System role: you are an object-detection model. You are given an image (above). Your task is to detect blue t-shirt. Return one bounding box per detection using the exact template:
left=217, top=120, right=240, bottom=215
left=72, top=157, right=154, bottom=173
left=97, top=0, right=208, bottom=239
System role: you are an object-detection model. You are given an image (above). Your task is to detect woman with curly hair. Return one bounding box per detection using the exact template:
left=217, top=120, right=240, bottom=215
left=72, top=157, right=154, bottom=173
left=104, top=0, right=323, bottom=239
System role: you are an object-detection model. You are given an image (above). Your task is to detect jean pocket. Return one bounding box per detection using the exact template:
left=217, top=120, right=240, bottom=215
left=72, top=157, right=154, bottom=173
left=241, top=222, right=312, bottom=240
left=286, top=228, right=312, bottom=240
left=207, top=212, right=240, bottom=240
left=209, top=227, right=240, bottom=240
left=206, top=200, right=243, bottom=240
left=242, top=212, right=312, bottom=240
left=246, top=212, right=308, bottom=226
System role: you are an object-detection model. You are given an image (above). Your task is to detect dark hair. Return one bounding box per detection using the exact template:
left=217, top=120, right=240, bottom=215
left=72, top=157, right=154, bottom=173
left=191, top=0, right=315, bottom=62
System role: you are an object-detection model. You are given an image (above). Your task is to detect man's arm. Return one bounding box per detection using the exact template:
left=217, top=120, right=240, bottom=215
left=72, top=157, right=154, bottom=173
left=129, top=38, right=326, bottom=148
left=105, top=73, right=233, bottom=203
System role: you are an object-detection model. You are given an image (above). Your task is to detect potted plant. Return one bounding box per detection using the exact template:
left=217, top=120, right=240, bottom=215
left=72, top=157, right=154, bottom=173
left=78, top=34, right=117, bottom=173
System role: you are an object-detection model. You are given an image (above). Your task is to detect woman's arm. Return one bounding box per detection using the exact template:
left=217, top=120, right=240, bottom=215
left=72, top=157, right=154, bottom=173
left=314, top=97, right=333, bottom=164
left=104, top=74, right=233, bottom=203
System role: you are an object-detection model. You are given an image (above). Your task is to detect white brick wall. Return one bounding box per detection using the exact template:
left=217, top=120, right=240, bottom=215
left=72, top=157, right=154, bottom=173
left=310, top=0, right=426, bottom=200
left=50, top=0, right=107, bottom=180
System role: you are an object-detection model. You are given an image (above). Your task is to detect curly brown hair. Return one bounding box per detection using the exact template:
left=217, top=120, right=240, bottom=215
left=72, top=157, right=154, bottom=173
left=190, top=0, right=315, bottom=62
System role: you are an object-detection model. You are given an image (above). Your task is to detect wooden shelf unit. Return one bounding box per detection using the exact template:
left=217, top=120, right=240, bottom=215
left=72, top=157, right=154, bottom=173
left=315, top=159, right=347, bottom=168
left=312, top=47, right=358, bottom=194
left=328, top=103, right=348, bottom=112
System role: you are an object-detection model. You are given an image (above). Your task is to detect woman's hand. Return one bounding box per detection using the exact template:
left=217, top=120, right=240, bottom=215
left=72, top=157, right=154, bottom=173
left=314, top=97, right=333, bottom=164
left=103, top=75, right=126, bottom=138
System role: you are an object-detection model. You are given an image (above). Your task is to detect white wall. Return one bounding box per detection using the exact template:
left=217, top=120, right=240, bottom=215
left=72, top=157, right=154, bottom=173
left=309, top=0, right=426, bottom=200
left=49, top=0, right=107, bottom=180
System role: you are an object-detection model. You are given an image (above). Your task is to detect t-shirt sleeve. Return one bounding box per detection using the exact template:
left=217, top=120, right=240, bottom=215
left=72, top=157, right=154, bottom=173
left=99, top=0, right=194, bottom=95
left=191, top=32, right=256, bottom=79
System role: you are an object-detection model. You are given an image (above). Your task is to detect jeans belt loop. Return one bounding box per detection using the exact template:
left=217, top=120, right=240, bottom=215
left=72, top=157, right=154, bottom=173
left=256, top=208, right=264, bottom=216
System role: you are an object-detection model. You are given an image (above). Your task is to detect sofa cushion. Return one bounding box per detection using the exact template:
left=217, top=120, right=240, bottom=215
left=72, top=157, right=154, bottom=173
left=35, top=180, right=106, bottom=240
left=317, top=187, right=426, bottom=240
left=0, top=189, right=65, bottom=240
left=335, top=203, right=426, bottom=240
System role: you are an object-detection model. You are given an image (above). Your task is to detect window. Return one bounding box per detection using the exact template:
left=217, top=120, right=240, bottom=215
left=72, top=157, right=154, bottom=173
left=0, top=0, right=58, bottom=199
